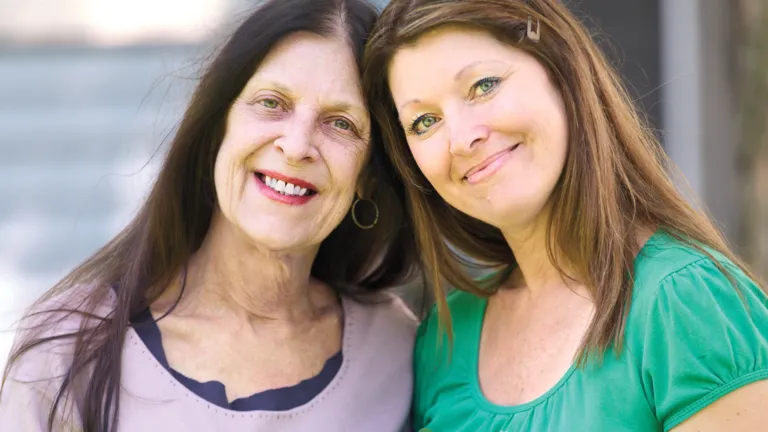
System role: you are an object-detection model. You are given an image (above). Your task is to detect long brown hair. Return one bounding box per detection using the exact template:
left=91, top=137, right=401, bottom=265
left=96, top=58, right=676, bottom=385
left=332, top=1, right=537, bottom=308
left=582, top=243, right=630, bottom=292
left=2, top=0, right=417, bottom=430
left=363, top=0, right=764, bottom=361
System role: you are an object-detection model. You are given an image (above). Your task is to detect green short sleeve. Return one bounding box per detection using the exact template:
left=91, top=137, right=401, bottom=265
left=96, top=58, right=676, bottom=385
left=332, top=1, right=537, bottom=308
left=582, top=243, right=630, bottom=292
left=638, top=258, right=768, bottom=431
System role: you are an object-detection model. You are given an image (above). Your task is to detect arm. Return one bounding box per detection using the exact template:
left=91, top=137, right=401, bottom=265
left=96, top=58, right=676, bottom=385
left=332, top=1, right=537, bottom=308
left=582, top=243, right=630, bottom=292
left=0, top=371, right=82, bottom=431
left=670, top=379, right=768, bottom=431
left=0, top=294, right=93, bottom=431
left=635, top=257, right=768, bottom=431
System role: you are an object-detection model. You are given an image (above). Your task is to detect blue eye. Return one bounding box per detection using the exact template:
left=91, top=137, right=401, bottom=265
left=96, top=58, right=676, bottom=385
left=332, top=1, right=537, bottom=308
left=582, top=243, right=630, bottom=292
left=472, top=77, right=501, bottom=98
left=409, top=114, right=440, bottom=136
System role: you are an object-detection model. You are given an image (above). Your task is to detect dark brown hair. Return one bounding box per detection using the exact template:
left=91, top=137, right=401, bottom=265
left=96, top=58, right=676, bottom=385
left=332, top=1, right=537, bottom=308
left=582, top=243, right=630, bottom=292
left=2, top=0, right=416, bottom=430
left=363, top=0, right=764, bottom=360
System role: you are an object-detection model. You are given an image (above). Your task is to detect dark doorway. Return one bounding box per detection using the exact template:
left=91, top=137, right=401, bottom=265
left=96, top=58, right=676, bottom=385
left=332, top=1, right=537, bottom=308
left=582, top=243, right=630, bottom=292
left=565, top=0, right=663, bottom=134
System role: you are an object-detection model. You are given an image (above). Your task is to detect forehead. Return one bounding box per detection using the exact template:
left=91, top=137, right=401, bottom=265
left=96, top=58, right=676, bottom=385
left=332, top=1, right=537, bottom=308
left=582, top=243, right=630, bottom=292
left=246, top=32, right=365, bottom=104
left=388, top=28, right=523, bottom=96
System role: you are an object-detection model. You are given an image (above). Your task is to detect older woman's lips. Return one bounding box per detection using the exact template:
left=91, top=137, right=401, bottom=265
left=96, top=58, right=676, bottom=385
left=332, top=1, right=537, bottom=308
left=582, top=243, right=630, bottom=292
left=464, top=143, right=521, bottom=184
left=254, top=170, right=317, bottom=206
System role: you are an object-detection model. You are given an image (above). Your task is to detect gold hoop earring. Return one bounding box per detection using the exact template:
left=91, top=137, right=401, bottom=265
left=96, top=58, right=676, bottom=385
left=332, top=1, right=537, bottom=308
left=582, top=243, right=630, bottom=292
left=351, top=198, right=379, bottom=230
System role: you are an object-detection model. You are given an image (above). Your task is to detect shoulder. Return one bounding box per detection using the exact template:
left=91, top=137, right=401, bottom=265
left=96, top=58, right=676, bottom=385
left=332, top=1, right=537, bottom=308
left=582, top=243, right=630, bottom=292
left=624, top=232, right=768, bottom=429
left=1, top=284, right=114, bottom=429
left=413, top=289, right=484, bottom=384
left=417, top=289, right=483, bottom=349
left=5, top=284, right=115, bottom=385
left=629, top=231, right=764, bottom=316
left=14, top=283, right=115, bottom=339
left=344, top=292, right=419, bottom=360
left=350, top=292, right=419, bottom=341
left=626, top=232, right=767, bottom=350
left=412, top=290, right=483, bottom=427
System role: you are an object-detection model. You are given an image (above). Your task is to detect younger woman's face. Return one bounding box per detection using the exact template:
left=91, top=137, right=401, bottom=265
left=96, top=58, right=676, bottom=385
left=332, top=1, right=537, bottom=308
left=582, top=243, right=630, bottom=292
left=388, top=27, right=568, bottom=231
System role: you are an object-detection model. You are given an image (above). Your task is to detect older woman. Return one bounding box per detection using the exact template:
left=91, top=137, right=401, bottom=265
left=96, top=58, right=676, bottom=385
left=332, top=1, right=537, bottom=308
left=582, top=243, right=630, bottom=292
left=0, top=0, right=419, bottom=430
left=363, top=0, right=768, bottom=431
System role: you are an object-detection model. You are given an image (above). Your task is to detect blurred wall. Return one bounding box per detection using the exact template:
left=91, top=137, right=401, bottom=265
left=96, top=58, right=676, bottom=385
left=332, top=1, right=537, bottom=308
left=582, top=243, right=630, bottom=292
left=738, top=0, right=768, bottom=278
left=0, top=0, right=229, bottom=369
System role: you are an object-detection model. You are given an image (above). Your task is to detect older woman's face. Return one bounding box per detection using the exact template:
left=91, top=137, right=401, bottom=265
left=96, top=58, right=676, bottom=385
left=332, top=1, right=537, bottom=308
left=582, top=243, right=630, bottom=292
left=388, top=28, right=568, bottom=231
left=215, top=32, right=370, bottom=251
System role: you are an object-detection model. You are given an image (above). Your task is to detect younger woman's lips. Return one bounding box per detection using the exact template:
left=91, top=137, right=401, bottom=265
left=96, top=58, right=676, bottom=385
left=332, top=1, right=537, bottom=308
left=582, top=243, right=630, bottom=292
left=463, top=143, right=521, bottom=184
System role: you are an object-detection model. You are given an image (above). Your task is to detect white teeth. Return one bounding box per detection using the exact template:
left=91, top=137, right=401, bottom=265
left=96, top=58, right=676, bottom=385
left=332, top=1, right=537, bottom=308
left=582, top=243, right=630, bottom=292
left=262, top=175, right=310, bottom=197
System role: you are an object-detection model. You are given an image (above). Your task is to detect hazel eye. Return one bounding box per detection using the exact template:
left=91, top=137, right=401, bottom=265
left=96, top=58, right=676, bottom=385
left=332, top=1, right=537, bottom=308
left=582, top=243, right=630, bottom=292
left=421, top=116, right=437, bottom=128
left=471, top=77, right=501, bottom=98
left=334, top=118, right=351, bottom=130
left=259, top=98, right=280, bottom=109
left=409, top=114, right=441, bottom=136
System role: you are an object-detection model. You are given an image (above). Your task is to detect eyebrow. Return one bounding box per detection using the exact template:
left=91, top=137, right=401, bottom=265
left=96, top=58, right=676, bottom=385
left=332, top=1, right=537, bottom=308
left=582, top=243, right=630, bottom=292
left=252, top=79, right=367, bottom=118
left=257, top=80, right=295, bottom=97
left=398, top=60, right=504, bottom=111
left=326, top=102, right=366, bottom=116
left=398, top=98, right=421, bottom=112
left=453, top=60, right=497, bottom=82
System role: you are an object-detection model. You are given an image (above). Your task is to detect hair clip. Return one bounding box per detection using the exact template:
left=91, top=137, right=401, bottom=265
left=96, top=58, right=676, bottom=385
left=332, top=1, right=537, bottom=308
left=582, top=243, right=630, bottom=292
left=520, top=0, right=540, bottom=43
left=527, top=14, right=541, bottom=42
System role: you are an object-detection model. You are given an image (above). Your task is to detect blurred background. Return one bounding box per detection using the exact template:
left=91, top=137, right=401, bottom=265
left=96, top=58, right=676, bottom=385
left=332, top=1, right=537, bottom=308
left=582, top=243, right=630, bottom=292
left=1, top=0, right=766, bottom=368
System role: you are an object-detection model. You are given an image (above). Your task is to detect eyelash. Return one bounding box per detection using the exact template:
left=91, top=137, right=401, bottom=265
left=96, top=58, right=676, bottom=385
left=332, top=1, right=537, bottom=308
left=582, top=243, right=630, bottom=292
left=254, top=97, right=360, bottom=136
left=406, top=76, right=501, bottom=136
left=329, top=117, right=361, bottom=137
left=471, top=76, right=501, bottom=99
left=255, top=96, right=286, bottom=111
left=406, top=114, right=435, bottom=136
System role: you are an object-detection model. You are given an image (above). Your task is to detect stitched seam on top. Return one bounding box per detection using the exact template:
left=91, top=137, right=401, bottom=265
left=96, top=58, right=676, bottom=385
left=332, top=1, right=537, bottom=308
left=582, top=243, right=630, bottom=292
left=663, top=369, right=768, bottom=431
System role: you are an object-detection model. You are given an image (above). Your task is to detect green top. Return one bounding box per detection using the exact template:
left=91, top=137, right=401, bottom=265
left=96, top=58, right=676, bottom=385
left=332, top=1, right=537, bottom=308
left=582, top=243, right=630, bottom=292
left=413, top=231, right=768, bottom=432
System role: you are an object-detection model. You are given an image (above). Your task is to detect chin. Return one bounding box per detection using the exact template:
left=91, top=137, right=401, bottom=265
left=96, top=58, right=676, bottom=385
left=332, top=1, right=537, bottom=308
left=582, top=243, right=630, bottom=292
left=238, top=223, right=312, bottom=251
left=477, top=196, right=549, bottom=230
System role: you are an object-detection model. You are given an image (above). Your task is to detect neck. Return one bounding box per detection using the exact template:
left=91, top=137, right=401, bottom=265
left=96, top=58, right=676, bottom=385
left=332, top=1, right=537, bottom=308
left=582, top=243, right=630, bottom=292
left=499, top=208, right=575, bottom=294
left=168, top=212, right=335, bottom=323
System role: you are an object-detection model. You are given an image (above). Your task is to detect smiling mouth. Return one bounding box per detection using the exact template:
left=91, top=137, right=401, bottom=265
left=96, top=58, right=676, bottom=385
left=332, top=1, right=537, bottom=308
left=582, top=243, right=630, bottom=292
left=254, top=173, right=318, bottom=197
left=463, top=143, right=521, bottom=181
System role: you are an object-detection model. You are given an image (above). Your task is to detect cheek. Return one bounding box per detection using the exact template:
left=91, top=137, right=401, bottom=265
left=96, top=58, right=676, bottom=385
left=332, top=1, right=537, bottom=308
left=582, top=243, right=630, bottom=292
left=212, top=138, right=244, bottom=215
left=487, top=90, right=536, bottom=134
left=212, top=116, right=262, bottom=212
left=409, top=141, right=450, bottom=185
left=533, top=96, right=569, bottom=166
left=325, top=141, right=368, bottom=187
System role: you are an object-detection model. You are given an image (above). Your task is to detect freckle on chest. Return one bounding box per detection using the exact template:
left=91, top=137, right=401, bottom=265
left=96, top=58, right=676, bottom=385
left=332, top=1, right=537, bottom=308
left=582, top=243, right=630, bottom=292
left=477, top=293, right=593, bottom=405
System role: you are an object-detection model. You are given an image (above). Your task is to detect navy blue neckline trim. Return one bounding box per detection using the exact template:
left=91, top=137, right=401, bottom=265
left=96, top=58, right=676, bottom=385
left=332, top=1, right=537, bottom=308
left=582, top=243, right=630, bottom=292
left=131, top=307, right=343, bottom=411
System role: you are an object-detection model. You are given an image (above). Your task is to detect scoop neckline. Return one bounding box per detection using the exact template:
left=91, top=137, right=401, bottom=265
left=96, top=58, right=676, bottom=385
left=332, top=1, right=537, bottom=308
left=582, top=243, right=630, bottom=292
left=468, top=230, right=666, bottom=414
left=468, top=295, right=578, bottom=414
left=129, top=294, right=356, bottom=417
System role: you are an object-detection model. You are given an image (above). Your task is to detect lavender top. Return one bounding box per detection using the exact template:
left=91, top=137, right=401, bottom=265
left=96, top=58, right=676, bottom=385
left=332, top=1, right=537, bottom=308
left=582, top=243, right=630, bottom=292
left=1, top=288, right=418, bottom=431
left=131, top=307, right=343, bottom=411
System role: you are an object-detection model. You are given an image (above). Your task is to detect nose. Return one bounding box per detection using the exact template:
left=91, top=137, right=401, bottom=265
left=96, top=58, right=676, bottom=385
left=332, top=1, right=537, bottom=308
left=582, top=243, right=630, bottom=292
left=447, top=111, right=490, bottom=156
left=274, top=111, right=319, bottom=163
